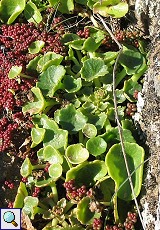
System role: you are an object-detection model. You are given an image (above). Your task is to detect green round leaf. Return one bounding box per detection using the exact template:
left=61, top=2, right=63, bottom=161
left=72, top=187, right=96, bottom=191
left=35, top=178, right=54, bottom=187
left=0, top=0, right=25, bottom=24
left=58, top=0, right=74, bottom=14
left=22, top=87, right=46, bottom=115
left=86, top=136, right=107, bottom=156
left=20, top=158, right=32, bottom=177
left=8, top=66, right=22, bottom=79
left=37, top=148, right=44, bottom=161
left=123, top=79, right=142, bottom=102
left=54, top=104, right=87, bottom=133
left=77, top=197, right=100, bottom=224
left=93, top=1, right=128, bottom=18
left=37, top=65, right=66, bottom=97
left=82, top=123, right=97, bottom=138
left=105, top=142, right=145, bottom=200
left=28, top=40, right=45, bottom=54
left=31, top=126, right=46, bottom=148
left=65, top=144, right=89, bottom=164
left=24, top=0, right=42, bottom=24
left=37, top=52, right=63, bottom=72
left=66, top=160, right=107, bottom=186
left=14, top=182, right=28, bottom=208
left=81, top=58, right=108, bottom=82
left=23, top=196, right=39, bottom=219
left=63, top=75, right=82, bottom=93
left=119, top=47, right=144, bottom=75
left=48, top=163, right=62, bottom=180
left=105, top=2, right=128, bottom=18
left=43, top=145, right=63, bottom=164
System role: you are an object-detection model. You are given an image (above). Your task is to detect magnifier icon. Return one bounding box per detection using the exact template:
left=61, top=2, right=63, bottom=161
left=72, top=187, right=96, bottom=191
left=3, top=211, right=18, bottom=227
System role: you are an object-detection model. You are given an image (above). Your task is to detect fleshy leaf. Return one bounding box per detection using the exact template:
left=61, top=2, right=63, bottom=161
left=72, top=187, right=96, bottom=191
left=86, top=136, right=107, bottom=156
left=58, top=0, right=74, bottom=14
left=93, top=1, right=128, bottom=18
left=65, top=144, right=89, bottom=164
left=95, top=51, right=118, bottom=62
left=20, top=158, right=33, bottom=177
left=43, top=145, right=63, bottom=164
left=48, top=163, right=63, bottom=180
left=119, top=46, right=144, bottom=75
left=24, top=0, right=42, bottom=24
left=101, top=127, right=136, bottom=145
left=26, top=55, right=41, bottom=72
left=43, top=128, right=68, bottom=153
left=28, top=41, right=45, bottom=54
left=81, top=58, right=108, bottom=82
left=61, top=33, right=80, bottom=44
left=35, top=177, right=54, bottom=187
left=105, top=142, right=145, bottom=200
left=54, top=104, right=87, bottom=133
left=14, top=182, right=28, bottom=208
left=31, top=126, right=46, bottom=148
left=66, top=160, right=107, bottom=186
left=8, top=66, right=22, bottom=79
left=22, top=87, right=57, bottom=115
left=37, top=65, right=66, bottom=97
left=37, top=52, right=63, bottom=72
left=33, top=114, right=68, bottom=152
left=77, top=197, right=100, bottom=224
left=82, top=123, right=97, bottom=138
left=23, top=196, right=39, bottom=219
left=82, top=37, right=102, bottom=52
left=123, top=79, right=142, bottom=102
left=0, top=0, right=25, bottom=24
left=100, top=178, right=115, bottom=202
left=63, top=75, right=82, bottom=93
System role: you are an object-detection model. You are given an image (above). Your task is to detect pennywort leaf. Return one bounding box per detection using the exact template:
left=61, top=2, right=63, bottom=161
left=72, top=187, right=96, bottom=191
left=0, top=0, right=25, bottom=24
left=22, top=87, right=57, bottom=115
left=37, top=65, right=66, bottom=97
left=43, top=145, right=63, bottom=164
left=31, top=126, right=46, bottom=148
left=37, top=52, right=64, bottom=72
left=48, top=163, right=63, bottom=180
left=8, top=66, right=22, bottom=79
left=81, top=58, right=108, bottom=82
left=28, top=41, right=45, bottom=54
left=86, top=136, right=107, bottom=156
left=24, top=0, right=42, bottom=24
left=55, top=104, right=87, bottom=133
left=23, top=196, right=39, bottom=219
left=105, top=142, right=145, bottom=200
left=66, top=160, right=107, bottom=186
left=77, top=197, right=101, bottom=224
left=65, top=143, right=89, bottom=164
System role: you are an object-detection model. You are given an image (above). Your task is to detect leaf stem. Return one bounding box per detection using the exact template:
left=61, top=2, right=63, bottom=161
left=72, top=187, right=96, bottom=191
left=131, top=64, right=147, bottom=82
left=32, top=164, right=46, bottom=170
left=64, top=200, right=75, bottom=213
left=50, top=182, right=58, bottom=204
left=115, top=68, right=127, bottom=87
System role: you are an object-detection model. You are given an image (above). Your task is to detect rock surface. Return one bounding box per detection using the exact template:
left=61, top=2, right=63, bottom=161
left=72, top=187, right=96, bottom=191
left=134, top=0, right=160, bottom=229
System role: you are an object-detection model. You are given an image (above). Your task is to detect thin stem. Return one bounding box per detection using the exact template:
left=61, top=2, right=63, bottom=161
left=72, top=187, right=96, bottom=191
left=32, top=164, right=46, bottom=170
left=64, top=200, right=75, bottom=213
left=50, top=182, right=58, bottom=204
left=115, top=68, right=127, bottom=87
left=96, top=13, right=146, bottom=230
left=20, top=73, right=33, bottom=79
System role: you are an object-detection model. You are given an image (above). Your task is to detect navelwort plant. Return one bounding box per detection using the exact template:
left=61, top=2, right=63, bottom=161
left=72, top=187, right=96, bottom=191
left=0, top=0, right=148, bottom=229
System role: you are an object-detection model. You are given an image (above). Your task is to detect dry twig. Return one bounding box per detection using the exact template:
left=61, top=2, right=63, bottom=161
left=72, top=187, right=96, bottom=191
left=95, top=13, right=146, bottom=230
